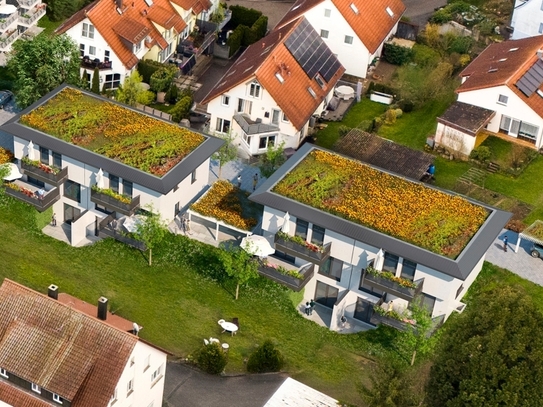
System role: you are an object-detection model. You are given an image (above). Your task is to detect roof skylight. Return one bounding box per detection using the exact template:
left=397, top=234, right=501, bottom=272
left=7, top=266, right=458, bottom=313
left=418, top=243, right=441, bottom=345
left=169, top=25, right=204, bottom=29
left=350, top=3, right=359, bottom=14
left=386, top=6, right=394, bottom=17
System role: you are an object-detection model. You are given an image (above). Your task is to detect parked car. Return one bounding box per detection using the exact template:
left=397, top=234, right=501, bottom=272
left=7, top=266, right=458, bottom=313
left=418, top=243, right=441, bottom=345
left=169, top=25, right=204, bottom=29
left=530, top=243, right=543, bottom=258
left=0, top=90, right=13, bottom=109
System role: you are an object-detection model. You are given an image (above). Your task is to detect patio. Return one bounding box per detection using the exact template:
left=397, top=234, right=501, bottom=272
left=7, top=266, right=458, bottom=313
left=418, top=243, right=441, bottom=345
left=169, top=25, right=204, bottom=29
left=297, top=302, right=373, bottom=334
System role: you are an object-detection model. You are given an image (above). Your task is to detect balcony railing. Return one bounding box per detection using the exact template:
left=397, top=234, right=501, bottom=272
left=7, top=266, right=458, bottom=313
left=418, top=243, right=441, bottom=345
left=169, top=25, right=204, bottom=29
left=21, top=162, right=68, bottom=187
left=4, top=184, right=60, bottom=212
left=0, top=30, right=20, bottom=50
left=0, top=13, right=18, bottom=30
left=274, top=233, right=331, bottom=266
left=97, top=213, right=147, bottom=251
left=81, top=56, right=112, bottom=70
left=19, top=0, right=40, bottom=7
left=90, top=189, right=140, bottom=216
left=257, top=260, right=314, bottom=291
left=363, top=271, right=424, bottom=302
left=370, top=311, right=414, bottom=332
left=19, top=7, right=46, bottom=25
left=234, top=114, right=279, bottom=136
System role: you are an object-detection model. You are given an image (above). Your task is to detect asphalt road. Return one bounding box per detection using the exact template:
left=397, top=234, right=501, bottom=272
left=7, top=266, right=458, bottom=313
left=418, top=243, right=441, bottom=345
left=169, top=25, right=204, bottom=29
left=402, top=0, right=447, bottom=26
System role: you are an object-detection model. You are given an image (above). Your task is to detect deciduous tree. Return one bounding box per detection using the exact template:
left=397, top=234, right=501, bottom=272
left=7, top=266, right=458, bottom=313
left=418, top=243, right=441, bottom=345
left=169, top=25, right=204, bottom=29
left=212, top=131, right=237, bottom=179
left=134, top=205, right=167, bottom=266
left=116, top=71, right=146, bottom=107
left=258, top=141, right=286, bottom=178
left=218, top=243, right=258, bottom=299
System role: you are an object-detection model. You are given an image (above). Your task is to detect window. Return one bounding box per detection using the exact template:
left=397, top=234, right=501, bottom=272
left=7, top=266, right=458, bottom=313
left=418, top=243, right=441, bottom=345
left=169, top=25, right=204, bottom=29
left=130, top=356, right=135, bottom=366
left=82, top=23, right=95, bottom=39
left=271, top=109, right=280, bottom=125
left=0, top=368, right=8, bottom=378
left=237, top=98, right=252, bottom=114
left=540, top=23, right=543, bottom=34
left=64, top=180, right=81, bottom=203
left=31, top=383, right=41, bottom=394
left=258, top=135, right=275, bottom=149
left=275, top=72, right=284, bottom=83
left=353, top=297, right=374, bottom=323
left=295, top=218, right=309, bottom=240
left=111, top=387, right=118, bottom=401
left=104, top=50, right=110, bottom=62
left=242, top=133, right=252, bottom=146
left=497, top=94, right=508, bottom=105
left=104, top=73, right=121, bottom=89
left=151, top=364, right=163, bottom=382
left=89, top=46, right=96, bottom=56
left=134, top=41, right=142, bottom=53
left=417, top=293, right=436, bottom=314
left=221, top=95, right=230, bottom=106
left=319, top=257, right=343, bottom=281
left=314, top=281, right=338, bottom=308
left=315, top=74, right=325, bottom=88
left=39, top=146, right=49, bottom=164
left=320, top=29, right=329, bottom=39
left=324, top=8, right=331, bottom=17
left=122, top=180, right=133, bottom=197
left=174, top=202, right=179, bottom=217
left=282, top=112, right=289, bottom=122
left=216, top=118, right=231, bottom=133
left=400, top=259, right=416, bottom=281
left=52, top=151, right=62, bottom=168
left=541, top=0, right=543, bottom=11
left=109, top=174, right=119, bottom=193
left=519, top=121, right=539, bottom=140
left=344, top=35, right=354, bottom=45
left=500, top=115, right=539, bottom=142
left=28, top=177, right=44, bottom=188
left=311, top=225, right=325, bottom=246
left=127, top=379, right=134, bottom=395
left=79, top=43, right=85, bottom=57
left=382, top=252, right=399, bottom=273
left=249, top=81, right=261, bottom=98
left=191, top=170, right=197, bottom=184
left=53, top=394, right=63, bottom=404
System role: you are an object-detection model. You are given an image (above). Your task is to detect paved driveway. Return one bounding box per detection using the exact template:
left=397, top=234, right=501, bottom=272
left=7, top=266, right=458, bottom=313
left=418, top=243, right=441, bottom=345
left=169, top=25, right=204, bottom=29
left=0, top=98, right=18, bottom=152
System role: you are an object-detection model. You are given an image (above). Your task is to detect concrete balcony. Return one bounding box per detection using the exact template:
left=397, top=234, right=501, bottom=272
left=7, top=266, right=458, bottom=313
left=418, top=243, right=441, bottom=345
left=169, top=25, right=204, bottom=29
left=234, top=114, right=279, bottom=136
left=0, top=29, right=20, bottom=51
left=0, top=13, right=17, bottom=30
left=257, top=258, right=314, bottom=291
left=81, top=56, right=112, bottom=70
left=21, top=161, right=68, bottom=188
left=90, top=189, right=140, bottom=216
left=4, top=181, right=60, bottom=212
left=19, top=0, right=41, bottom=7
left=18, top=6, right=46, bottom=26
left=363, top=271, right=424, bottom=302
left=97, top=213, right=147, bottom=251
left=274, top=232, right=331, bottom=266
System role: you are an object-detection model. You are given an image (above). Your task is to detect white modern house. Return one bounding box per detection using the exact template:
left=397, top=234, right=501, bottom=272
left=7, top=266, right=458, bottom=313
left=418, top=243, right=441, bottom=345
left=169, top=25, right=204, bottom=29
left=0, top=85, right=223, bottom=246
left=250, top=144, right=510, bottom=332
left=0, top=0, right=47, bottom=54
left=0, top=279, right=168, bottom=407
left=510, top=0, right=543, bottom=39
left=55, top=0, right=219, bottom=88
left=275, top=0, right=405, bottom=78
left=202, top=17, right=344, bottom=156
left=436, top=35, right=543, bottom=156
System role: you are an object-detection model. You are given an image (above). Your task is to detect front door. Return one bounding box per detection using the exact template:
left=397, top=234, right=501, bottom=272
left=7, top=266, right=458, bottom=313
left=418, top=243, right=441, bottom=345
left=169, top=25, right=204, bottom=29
left=315, top=281, right=338, bottom=308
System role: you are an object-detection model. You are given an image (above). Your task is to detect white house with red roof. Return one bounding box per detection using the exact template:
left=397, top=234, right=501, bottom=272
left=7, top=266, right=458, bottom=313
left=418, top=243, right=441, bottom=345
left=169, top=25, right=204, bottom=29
left=55, top=0, right=217, bottom=88
left=275, top=0, right=405, bottom=79
left=435, top=36, right=543, bottom=156
left=0, top=279, right=167, bottom=407
left=202, top=17, right=344, bottom=156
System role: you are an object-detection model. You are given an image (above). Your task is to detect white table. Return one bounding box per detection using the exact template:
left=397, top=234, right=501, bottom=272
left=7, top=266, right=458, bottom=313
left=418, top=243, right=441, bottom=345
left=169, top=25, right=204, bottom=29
left=220, top=321, right=238, bottom=336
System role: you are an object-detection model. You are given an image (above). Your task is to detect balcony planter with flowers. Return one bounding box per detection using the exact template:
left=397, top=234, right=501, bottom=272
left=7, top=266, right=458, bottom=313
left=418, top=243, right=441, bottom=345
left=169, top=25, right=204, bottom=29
left=4, top=182, right=60, bottom=212
left=90, top=185, right=140, bottom=216
left=274, top=231, right=331, bottom=266
left=21, top=157, right=68, bottom=187
left=364, top=265, right=423, bottom=301
left=257, top=259, right=314, bottom=291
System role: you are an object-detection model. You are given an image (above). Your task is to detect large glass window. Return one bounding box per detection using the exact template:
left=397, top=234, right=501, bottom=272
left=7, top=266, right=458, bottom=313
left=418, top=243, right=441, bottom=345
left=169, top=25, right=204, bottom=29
left=383, top=252, right=399, bottom=273
left=123, top=180, right=133, bottom=197
left=359, top=275, right=385, bottom=296
left=39, top=147, right=49, bottom=164
left=353, top=297, right=374, bottom=323
left=311, top=225, right=325, bottom=246
left=104, top=73, right=121, bottom=89
left=295, top=218, right=309, bottom=240
left=64, top=180, right=81, bottom=203
left=417, top=293, right=436, bottom=314
left=216, top=118, right=231, bottom=133
left=82, top=23, right=95, bottom=39
left=52, top=151, right=62, bottom=168
left=319, top=257, right=343, bottom=281
left=258, top=135, right=275, bottom=149
left=249, top=81, right=261, bottom=98
left=401, top=259, right=417, bottom=281
left=315, top=281, right=338, bottom=308
left=109, top=174, right=119, bottom=193
left=271, top=109, right=280, bottom=125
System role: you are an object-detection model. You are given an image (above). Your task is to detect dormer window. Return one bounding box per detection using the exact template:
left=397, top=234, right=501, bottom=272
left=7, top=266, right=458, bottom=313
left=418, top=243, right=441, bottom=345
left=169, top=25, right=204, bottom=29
left=134, top=41, right=142, bottom=53
left=53, top=394, right=63, bottom=404
left=31, top=383, right=41, bottom=394
left=0, top=368, right=7, bottom=378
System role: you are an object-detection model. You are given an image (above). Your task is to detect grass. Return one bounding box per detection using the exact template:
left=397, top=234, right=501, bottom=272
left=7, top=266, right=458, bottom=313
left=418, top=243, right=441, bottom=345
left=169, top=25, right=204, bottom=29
left=37, top=15, right=63, bottom=37
left=0, top=195, right=404, bottom=405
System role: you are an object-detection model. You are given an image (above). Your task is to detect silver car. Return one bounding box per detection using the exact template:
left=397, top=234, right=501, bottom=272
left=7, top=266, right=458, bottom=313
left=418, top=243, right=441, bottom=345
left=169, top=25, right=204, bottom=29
left=0, top=90, right=13, bottom=109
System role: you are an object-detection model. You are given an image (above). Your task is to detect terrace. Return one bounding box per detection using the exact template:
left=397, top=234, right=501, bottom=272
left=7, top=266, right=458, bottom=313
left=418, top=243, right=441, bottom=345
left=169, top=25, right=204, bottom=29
left=4, top=180, right=59, bottom=212
left=20, top=159, right=68, bottom=187
left=90, top=188, right=140, bottom=216
left=80, top=56, right=112, bottom=70
left=257, top=257, right=314, bottom=291
left=363, top=266, right=424, bottom=301
left=18, top=4, right=46, bottom=26
left=0, top=13, right=17, bottom=30
left=0, top=29, right=19, bottom=50
left=274, top=232, right=331, bottom=266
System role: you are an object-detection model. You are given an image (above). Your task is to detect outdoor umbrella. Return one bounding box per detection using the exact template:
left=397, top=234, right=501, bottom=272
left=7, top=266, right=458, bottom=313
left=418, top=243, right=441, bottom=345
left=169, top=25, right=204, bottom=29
left=241, top=235, right=275, bottom=257
left=374, top=249, right=385, bottom=271
left=123, top=215, right=143, bottom=233
left=0, top=4, right=17, bottom=14
left=2, top=163, right=23, bottom=181
left=96, top=168, right=105, bottom=189
left=282, top=212, right=291, bottom=234
left=27, top=141, right=35, bottom=161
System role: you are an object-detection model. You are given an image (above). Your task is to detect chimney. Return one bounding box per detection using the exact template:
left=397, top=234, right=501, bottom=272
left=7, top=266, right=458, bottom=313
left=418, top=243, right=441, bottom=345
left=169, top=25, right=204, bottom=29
left=98, top=297, right=108, bottom=320
left=48, top=284, right=58, bottom=300
left=116, top=0, right=123, bottom=9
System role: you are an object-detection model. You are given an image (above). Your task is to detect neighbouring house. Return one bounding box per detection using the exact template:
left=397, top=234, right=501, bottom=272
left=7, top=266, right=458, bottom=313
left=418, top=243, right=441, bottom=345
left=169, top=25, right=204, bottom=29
left=436, top=36, right=543, bottom=156
left=0, top=0, right=47, bottom=54
left=202, top=17, right=344, bottom=156
left=0, top=85, right=223, bottom=246
left=510, top=0, right=543, bottom=39
left=250, top=144, right=510, bottom=332
left=0, top=279, right=168, bottom=407
left=263, top=378, right=338, bottom=407
left=55, top=0, right=224, bottom=89
left=275, top=0, right=405, bottom=79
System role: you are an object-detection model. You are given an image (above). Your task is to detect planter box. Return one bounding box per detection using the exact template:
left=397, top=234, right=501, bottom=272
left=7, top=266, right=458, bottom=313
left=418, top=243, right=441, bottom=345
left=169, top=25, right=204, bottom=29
left=98, top=226, right=147, bottom=251
left=364, top=272, right=424, bottom=301
left=90, top=190, right=140, bottom=216
left=257, top=262, right=314, bottom=291
left=370, top=91, right=393, bottom=105
left=21, top=162, right=68, bottom=187
left=274, top=233, right=331, bottom=266
left=370, top=312, right=413, bottom=331
left=5, top=186, right=60, bottom=212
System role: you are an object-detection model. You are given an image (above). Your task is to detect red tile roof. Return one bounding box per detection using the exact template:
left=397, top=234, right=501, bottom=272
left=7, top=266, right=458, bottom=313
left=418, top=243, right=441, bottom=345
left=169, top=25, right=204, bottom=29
left=0, top=280, right=138, bottom=407
left=457, top=35, right=543, bottom=118
left=276, top=0, right=405, bottom=53
left=202, top=18, right=344, bottom=130
left=0, top=381, right=52, bottom=407
left=56, top=0, right=189, bottom=70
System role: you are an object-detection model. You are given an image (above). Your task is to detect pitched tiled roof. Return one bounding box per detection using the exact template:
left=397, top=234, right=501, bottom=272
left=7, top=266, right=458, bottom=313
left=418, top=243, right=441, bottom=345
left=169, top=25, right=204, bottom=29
left=56, top=0, right=188, bottom=70
left=0, top=279, right=138, bottom=407
left=202, top=18, right=344, bottom=130
left=0, top=381, right=52, bottom=407
left=276, top=0, right=405, bottom=53
left=438, top=101, right=495, bottom=137
left=458, top=36, right=543, bottom=118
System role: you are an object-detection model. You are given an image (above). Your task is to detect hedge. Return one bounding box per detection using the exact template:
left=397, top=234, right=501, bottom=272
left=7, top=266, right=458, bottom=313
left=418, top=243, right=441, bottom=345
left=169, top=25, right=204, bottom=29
left=227, top=26, right=244, bottom=57
left=229, top=5, right=262, bottom=27
left=137, top=59, right=165, bottom=84
left=383, top=43, right=413, bottom=65
left=251, top=15, right=268, bottom=41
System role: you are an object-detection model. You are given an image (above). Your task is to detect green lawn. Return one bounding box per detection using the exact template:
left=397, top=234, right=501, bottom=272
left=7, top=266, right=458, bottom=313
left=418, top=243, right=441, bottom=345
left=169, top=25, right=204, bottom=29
left=38, top=15, right=63, bottom=37
left=0, top=195, right=402, bottom=405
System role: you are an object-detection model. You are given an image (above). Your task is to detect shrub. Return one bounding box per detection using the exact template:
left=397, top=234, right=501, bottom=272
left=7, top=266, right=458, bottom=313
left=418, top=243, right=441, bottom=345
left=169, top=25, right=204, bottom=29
left=385, top=109, right=397, bottom=124
left=171, top=96, right=193, bottom=122
left=137, top=59, right=164, bottom=83
left=150, top=66, right=177, bottom=93
left=247, top=340, right=284, bottom=373
left=394, top=108, right=403, bottom=118
left=373, top=83, right=396, bottom=95
left=197, top=342, right=228, bottom=374
left=449, top=35, right=473, bottom=54
left=338, top=125, right=352, bottom=137
left=429, top=8, right=452, bottom=24
left=136, top=90, right=155, bottom=106
left=383, top=43, right=413, bottom=65
left=357, top=120, right=373, bottom=132
left=0, top=147, right=14, bottom=164
left=397, top=99, right=414, bottom=113
left=412, top=44, right=441, bottom=67
left=168, top=83, right=179, bottom=104
left=229, top=5, right=262, bottom=27
left=91, top=67, right=100, bottom=94
left=469, top=146, right=491, bottom=162
left=373, top=117, right=383, bottom=131
left=227, top=26, right=243, bottom=57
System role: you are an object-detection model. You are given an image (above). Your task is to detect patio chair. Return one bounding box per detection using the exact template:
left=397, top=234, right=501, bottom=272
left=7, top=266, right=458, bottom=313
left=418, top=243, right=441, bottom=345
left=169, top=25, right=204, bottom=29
left=232, top=317, right=239, bottom=328
left=218, top=319, right=225, bottom=325
left=204, top=338, right=209, bottom=345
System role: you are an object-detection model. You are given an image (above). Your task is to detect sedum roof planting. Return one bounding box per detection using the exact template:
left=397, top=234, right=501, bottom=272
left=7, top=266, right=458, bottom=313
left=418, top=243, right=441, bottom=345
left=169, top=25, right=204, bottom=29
left=272, top=150, right=489, bottom=258
left=20, top=88, right=204, bottom=177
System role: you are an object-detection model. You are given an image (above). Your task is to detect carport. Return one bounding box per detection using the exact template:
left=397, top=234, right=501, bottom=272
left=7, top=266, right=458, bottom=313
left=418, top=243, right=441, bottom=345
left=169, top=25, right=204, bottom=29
left=514, top=220, right=543, bottom=254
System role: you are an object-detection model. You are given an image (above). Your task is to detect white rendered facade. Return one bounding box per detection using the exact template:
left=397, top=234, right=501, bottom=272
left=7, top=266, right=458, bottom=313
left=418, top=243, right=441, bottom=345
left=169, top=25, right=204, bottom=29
left=0, top=0, right=47, bottom=54
left=511, top=0, right=543, bottom=39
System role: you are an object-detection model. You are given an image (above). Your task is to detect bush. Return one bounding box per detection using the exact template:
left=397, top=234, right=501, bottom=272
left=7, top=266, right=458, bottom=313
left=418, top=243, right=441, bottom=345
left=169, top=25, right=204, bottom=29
left=366, top=81, right=375, bottom=94
left=383, top=43, right=413, bottom=65
left=470, top=146, right=491, bottom=162
left=137, top=59, right=164, bottom=84
left=227, top=26, right=244, bottom=57
left=449, top=35, right=473, bottom=54
left=247, top=340, right=284, bottom=373
left=373, top=83, right=396, bottom=95
left=385, top=109, right=397, bottom=124
left=136, top=90, right=155, bottom=106
left=373, top=117, right=383, bottom=131
left=338, top=125, right=352, bottom=137
left=394, top=108, right=403, bottom=118
left=197, top=342, right=228, bottom=374
left=397, top=99, right=414, bottom=113
left=429, top=8, right=452, bottom=24
left=412, top=44, right=441, bottom=67
left=150, top=67, right=177, bottom=93
left=171, top=96, right=193, bottom=122
left=357, top=120, right=373, bottom=132
left=229, top=5, right=262, bottom=27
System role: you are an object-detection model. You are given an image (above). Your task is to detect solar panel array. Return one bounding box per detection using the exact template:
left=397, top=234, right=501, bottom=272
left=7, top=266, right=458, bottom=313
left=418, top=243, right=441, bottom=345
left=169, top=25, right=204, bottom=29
left=516, top=58, right=543, bottom=97
left=284, top=18, right=342, bottom=82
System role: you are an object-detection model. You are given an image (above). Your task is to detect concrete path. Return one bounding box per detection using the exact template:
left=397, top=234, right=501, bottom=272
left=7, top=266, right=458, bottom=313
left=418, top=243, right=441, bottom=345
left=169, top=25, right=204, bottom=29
left=485, top=228, right=543, bottom=286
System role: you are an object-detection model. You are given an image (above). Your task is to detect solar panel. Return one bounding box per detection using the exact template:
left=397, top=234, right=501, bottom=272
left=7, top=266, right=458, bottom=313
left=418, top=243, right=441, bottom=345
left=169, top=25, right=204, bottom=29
left=284, top=18, right=341, bottom=83
left=516, top=59, right=543, bottom=97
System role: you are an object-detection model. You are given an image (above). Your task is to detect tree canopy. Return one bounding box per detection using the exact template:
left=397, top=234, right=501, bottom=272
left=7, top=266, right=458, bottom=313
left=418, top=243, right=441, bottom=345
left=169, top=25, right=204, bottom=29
left=426, top=285, right=543, bottom=407
left=7, top=34, right=81, bottom=108
left=218, top=243, right=258, bottom=299
left=134, top=206, right=167, bottom=266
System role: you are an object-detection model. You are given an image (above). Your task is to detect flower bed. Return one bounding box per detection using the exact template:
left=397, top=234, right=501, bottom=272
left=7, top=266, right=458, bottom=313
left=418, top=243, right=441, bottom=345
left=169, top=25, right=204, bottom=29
left=20, top=88, right=204, bottom=177
left=273, top=150, right=488, bottom=258
left=276, top=231, right=323, bottom=253
left=366, top=266, right=416, bottom=289
left=0, top=147, right=14, bottom=164
left=191, top=180, right=259, bottom=231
